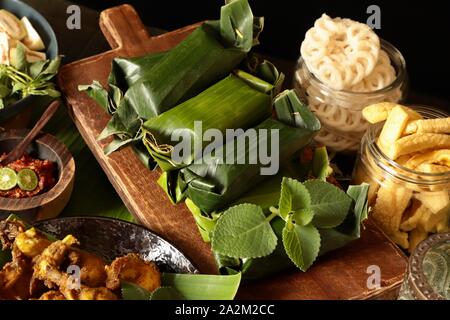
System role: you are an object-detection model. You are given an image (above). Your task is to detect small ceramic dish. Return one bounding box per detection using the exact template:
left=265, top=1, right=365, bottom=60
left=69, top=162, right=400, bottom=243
left=0, top=0, right=59, bottom=123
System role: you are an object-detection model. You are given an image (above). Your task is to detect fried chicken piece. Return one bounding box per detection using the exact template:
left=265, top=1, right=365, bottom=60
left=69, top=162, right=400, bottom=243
left=67, top=249, right=107, bottom=287
left=32, top=235, right=79, bottom=289
left=15, top=228, right=51, bottom=259
left=0, top=245, right=33, bottom=300
left=39, top=290, right=66, bottom=300
left=61, top=285, right=118, bottom=300
left=106, top=253, right=161, bottom=292
left=0, top=220, right=26, bottom=250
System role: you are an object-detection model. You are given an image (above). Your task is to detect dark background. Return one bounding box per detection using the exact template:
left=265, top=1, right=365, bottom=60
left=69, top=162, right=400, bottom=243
left=72, top=0, right=450, bottom=104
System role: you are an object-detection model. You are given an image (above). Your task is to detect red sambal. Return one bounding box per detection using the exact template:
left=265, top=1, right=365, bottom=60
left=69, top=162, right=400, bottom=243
left=0, top=154, right=57, bottom=199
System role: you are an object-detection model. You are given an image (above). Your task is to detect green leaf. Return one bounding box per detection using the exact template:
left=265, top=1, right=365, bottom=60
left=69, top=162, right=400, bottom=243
left=121, top=281, right=152, bottom=300
left=212, top=204, right=277, bottom=258
left=312, top=146, right=329, bottom=180
left=78, top=81, right=109, bottom=112
left=150, top=287, right=184, bottom=300
left=303, top=180, right=352, bottom=228
left=0, top=83, right=10, bottom=98
left=185, top=198, right=217, bottom=242
left=41, top=57, right=61, bottom=76
left=29, top=60, right=47, bottom=78
left=278, top=177, right=311, bottom=220
left=162, top=272, right=241, bottom=300
left=282, top=217, right=321, bottom=272
left=347, top=183, right=370, bottom=222
left=292, top=208, right=314, bottom=226
left=11, top=43, right=27, bottom=71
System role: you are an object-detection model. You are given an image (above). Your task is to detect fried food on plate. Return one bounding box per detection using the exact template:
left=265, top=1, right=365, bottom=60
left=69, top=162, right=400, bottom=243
left=106, top=253, right=161, bottom=292
left=0, top=221, right=162, bottom=300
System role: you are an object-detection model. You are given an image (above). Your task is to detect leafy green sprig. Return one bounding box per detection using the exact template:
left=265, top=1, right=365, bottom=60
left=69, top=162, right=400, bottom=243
left=211, top=178, right=369, bottom=272
left=0, top=43, right=60, bottom=109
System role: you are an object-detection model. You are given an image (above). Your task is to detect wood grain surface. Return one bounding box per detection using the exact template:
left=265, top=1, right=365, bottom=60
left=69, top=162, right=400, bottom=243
left=58, top=4, right=408, bottom=299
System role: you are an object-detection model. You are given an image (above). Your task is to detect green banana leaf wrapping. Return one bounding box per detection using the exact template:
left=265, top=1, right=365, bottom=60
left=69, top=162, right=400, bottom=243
left=178, top=91, right=320, bottom=213
left=80, top=0, right=262, bottom=155
left=142, top=70, right=274, bottom=171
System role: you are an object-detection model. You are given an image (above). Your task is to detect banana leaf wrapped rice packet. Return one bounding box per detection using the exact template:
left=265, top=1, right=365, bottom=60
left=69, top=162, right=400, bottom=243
left=142, top=69, right=277, bottom=171
left=79, top=0, right=262, bottom=154
left=176, top=91, right=320, bottom=213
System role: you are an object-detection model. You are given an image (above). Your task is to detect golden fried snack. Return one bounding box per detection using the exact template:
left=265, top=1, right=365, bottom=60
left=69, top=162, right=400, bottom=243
left=362, top=102, right=422, bottom=124
left=39, top=290, right=65, bottom=300
left=61, top=285, right=117, bottom=300
left=372, top=182, right=411, bottom=249
left=0, top=245, right=32, bottom=300
left=106, top=253, right=161, bottom=292
left=32, top=235, right=79, bottom=289
left=405, top=149, right=450, bottom=169
left=404, top=117, right=450, bottom=135
left=67, top=249, right=107, bottom=288
left=390, top=133, right=450, bottom=160
left=15, top=228, right=51, bottom=258
left=0, top=220, right=26, bottom=250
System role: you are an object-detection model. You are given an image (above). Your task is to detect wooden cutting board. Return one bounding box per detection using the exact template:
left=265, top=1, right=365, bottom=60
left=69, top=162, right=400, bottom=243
left=58, top=4, right=408, bottom=300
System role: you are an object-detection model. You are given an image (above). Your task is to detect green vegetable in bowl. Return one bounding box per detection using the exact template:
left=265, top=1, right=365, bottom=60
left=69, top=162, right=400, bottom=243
left=0, top=43, right=60, bottom=109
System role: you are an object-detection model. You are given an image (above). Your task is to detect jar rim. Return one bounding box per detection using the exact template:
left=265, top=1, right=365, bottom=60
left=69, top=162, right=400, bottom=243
left=298, top=39, right=407, bottom=96
left=364, top=105, right=450, bottom=185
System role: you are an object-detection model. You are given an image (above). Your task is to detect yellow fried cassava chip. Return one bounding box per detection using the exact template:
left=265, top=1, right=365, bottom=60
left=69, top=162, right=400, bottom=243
left=372, top=181, right=412, bottom=249
left=377, top=106, right=412, bottom=158
left=400, top=200, right=426, bottom=232
left=390, top=133, right=450, bottom=160
left=415, top=191, right=450, bottom=214
left=362, top=102, right=422, bottom=124
left=404, top=117, right=450, bottom=135
left=416, top=163, right=450, bottom=174
left=405, top=149, right=450, bottom=169
left=418, top=205, right=449, bottom=233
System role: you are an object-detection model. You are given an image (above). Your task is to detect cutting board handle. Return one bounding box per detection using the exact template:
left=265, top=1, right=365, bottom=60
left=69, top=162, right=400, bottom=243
left=99, top=4, right=151, bottom=52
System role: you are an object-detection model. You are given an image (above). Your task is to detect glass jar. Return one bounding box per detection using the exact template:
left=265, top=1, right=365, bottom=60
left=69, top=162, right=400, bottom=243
left=398, top=232, right=450, bottom=300
left=293, top=39, right=408, bottom=153
left=352, top=106, right=450, bottom=252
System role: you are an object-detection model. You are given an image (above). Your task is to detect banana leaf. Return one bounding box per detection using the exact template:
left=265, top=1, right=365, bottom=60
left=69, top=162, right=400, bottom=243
left=142, top=70, right=274, bottom=171
left=178, top=90, right=321, bottom=213
left=80, top=0, right=262, bottom=154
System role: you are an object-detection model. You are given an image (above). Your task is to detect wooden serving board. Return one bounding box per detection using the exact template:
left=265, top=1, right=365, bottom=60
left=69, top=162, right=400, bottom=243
left=58, top=4, right=408, bottom=299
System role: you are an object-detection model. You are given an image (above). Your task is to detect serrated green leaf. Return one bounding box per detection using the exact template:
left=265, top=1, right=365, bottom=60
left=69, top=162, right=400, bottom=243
left=150, top=287, right=184, bottom=300
left=162, top=272, right=241, bottom=300
left=278, top=177, right=311, bottom=220
left=212, top=204, right=277, bottom=258
left=292, top=208, right=314, bottom=226
left=303, top=180, right=352, bottom=228
left=282, top=217, right=320, bottom=272
left=121, top=281, right=152, bottom=300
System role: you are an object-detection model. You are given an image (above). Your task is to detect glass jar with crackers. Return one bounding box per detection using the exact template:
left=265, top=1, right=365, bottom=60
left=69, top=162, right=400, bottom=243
left=294, top=14, right=408, bottom=152
left=353, top=103, right=450, bottom=253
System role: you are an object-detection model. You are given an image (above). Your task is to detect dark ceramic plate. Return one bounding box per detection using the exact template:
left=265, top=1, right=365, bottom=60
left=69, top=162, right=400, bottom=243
left=34, top=217, right=199, bottom=274
left=0, top=0, right=59, bottom=122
